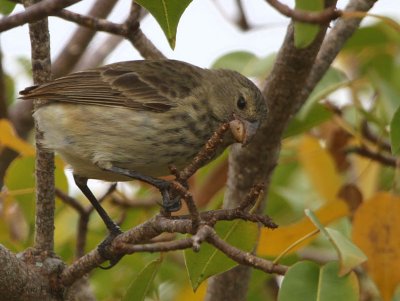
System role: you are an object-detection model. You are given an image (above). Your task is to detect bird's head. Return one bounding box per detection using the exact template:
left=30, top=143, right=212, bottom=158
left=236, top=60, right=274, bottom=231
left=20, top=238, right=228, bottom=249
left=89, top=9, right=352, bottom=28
left=208, top=69, right=268, bottom=146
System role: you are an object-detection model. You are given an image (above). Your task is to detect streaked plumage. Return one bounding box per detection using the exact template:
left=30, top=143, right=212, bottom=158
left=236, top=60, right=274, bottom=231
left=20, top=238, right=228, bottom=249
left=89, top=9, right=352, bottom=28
left=21, top=59, right=267, bottom=182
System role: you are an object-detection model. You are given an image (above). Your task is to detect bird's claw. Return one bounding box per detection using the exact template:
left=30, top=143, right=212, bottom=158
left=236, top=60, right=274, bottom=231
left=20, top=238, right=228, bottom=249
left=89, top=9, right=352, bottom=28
left=160, top=185, right=182, bottom=212
left=97, top=227, right=123, bottom=270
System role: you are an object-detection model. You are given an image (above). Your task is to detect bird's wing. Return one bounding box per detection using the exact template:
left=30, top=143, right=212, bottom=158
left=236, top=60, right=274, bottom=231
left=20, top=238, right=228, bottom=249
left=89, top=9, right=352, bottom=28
left=20, top=60, right=204, bottom=113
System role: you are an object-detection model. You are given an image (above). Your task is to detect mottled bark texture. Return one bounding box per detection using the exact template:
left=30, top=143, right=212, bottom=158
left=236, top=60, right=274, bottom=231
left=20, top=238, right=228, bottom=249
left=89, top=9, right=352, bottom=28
left=205, top=0, right=378, bottom=299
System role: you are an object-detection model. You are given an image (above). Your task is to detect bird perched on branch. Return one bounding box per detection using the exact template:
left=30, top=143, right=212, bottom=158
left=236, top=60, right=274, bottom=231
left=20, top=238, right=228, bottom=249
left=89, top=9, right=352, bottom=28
left=20, top=59, right=267, bottom=265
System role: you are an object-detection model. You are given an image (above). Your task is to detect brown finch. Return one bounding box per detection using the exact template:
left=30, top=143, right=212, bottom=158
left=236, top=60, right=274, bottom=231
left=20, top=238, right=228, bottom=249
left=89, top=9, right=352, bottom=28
left=20, top=59, right=267, bottom=264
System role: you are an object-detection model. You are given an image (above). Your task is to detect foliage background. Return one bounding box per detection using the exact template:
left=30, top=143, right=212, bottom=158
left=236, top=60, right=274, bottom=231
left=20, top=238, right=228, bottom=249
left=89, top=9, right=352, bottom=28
left=1, top=0, right=400, bottom=300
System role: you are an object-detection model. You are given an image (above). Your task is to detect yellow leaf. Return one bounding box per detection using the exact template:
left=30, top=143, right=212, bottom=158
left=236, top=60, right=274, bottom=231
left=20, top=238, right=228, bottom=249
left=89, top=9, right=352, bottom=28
left=352, top=192, right=400, bottom=301
left=352, top=154, right=380, bottom=199
left=257, top=199, right=349, bottom=256
left=174, top=281, right=206, bottom=301
left=298, top=135, right=342, bottom=202
left=54, top=206, right=77, bottom=247
left=0, top=119, right=35, bottom=156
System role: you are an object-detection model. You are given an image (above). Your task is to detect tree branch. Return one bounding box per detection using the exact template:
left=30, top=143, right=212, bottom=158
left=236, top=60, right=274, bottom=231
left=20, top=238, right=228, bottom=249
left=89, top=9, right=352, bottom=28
left=55, top=4, right=165, bottom=59
left=206, top=227, right=287, bottom=275
left=361, top=121, right=391, bottom=153
left=0, top=0, right=81, bottom=32
left=52, top=0, right=119, bottom=78
left=346, top=146, right=398, bottom=167
left=296, top=0, right=378, bottom=110
left=265, top=0, right=341, bottom=24
left=60, top=215, right=284, bottom=287
left=206, top=0, right=342, bottom=298
left=23, top=0, right=54, bottom=253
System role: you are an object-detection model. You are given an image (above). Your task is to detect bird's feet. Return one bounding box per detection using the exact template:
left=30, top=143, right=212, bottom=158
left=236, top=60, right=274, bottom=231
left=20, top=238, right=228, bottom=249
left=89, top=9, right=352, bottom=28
left=98, top=226, right=124, bottom=270
left=155, top=180, right=182, bottom=212
left=98, top=165, right=183, bottom=212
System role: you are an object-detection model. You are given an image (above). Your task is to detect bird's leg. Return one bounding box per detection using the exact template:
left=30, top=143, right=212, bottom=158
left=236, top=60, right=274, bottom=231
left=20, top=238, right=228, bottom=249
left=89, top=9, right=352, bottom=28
left=73, top=174, right=122, bottom=269
left=100, top=165, right=182, bottom=212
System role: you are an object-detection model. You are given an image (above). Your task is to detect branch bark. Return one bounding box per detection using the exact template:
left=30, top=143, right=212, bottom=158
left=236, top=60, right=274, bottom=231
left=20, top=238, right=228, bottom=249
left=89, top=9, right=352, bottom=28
left=23, top=0, right=55, bottom=253
left=0, top=245, right=62, bottom=301
left=265, top=0, right=341, bottom=24
left=205, top=0, right=379, bottom=299
left=0, top=0, right=81, bottom=32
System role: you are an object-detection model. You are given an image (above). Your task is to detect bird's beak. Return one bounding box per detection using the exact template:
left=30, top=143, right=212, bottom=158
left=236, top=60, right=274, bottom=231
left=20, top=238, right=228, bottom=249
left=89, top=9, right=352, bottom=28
left=229, top=117, right=260, bottom=146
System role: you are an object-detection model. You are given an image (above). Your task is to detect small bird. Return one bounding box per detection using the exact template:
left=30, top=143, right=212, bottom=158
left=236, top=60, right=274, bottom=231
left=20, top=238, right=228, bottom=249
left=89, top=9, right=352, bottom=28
left=20, top=59, right=267, bottom=264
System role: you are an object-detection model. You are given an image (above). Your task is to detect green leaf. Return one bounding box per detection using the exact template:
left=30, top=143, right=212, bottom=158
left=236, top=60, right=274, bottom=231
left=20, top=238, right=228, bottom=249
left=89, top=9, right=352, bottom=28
left=135, top=0, right=192, bottom=49
left=325, top=228, right=367, bottom=275
left=212, top=51, right=276, bottom=78
left=300, top=67, right=348, bottom=118
left=284, top=67, right=348, bottom=138
left=305, top=210, right=367, bottom=276
left=122, top=257, right=162, bottom=301
left=377, top=78, right=400, bottom=122
left=5, top=156, right=68, bottom=224
left=0, top=0, right=16, bottom=15
left=294, top=0, right=323, bottom=48
left=184, top=220, right=259, bottom=291
left=5, top=157, right=36, bottom=225
left=4, top=72, right=15, bottom=106
left=390, top=106, right=400, bottom=155
left=278, top=261, right=359, bottom=301
left=344, top=23, right=398, bottom=51
left=284, top=103, right=332, bottom=138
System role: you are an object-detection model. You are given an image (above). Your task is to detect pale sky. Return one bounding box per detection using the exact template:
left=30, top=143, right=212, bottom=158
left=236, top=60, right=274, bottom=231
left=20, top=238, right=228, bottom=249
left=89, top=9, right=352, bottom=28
left=1, top=0, right=398, bottom=91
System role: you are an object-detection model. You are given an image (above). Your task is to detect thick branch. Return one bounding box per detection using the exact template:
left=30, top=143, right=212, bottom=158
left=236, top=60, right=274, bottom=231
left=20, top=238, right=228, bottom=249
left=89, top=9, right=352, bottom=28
left=0, top=245, right=63, bottom=301
left=0, top=245, right=28, bottom=300
left=0, top=0, right=81, bottom=32
left=296, top=0, right=378, bottom=109
left=206, top=0, right=339, bottom=299
left=24, top=0, right=55, bottom=253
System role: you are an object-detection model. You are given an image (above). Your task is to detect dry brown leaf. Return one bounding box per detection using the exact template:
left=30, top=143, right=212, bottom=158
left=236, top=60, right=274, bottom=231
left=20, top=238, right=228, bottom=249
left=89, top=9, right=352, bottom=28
left=352, top=192, right=400, bottom=301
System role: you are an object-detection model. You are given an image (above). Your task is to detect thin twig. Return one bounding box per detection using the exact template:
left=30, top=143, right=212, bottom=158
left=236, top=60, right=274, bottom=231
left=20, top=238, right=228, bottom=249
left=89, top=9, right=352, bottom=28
left=236, top=0, right=250, bottom=30
left=175, top=122, right=230, bottom=181
left=116, top=237, right=194, bottom=254
left=171, top=208, right=277, bottom=229
left=237, top=183, right=264, bottom=211
left=60, top=217, right=286, bottom=286
left=361, top=121, right=392, bottom=153
left=56, top=188, right=85, bottom=214
left=346, top=146, right=398, bottom=167
left=55, top=7, right=165, bottom=59
left=124, top=2, right=165, bottom=59
left=206, top=226, right=287, bottom=275
left=265, top=0, right=341, bottom=24
left=171, top=181, right=201, bottom=229
left=0, top=0, right=81, bottom=32
left=56, top=9, right=126, bottom=35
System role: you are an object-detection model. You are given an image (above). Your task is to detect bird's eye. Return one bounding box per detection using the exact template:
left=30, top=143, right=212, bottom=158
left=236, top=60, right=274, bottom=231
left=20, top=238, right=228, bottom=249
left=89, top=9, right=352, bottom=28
left=237, top=96, right=246, bottom=110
